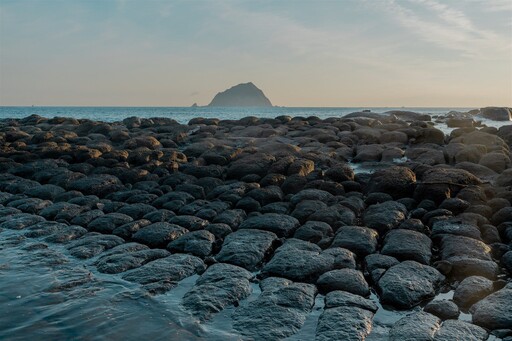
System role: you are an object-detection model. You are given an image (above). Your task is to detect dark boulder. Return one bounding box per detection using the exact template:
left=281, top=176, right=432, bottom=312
left=122, top=253, right=205, bottom=294
left=232, top=277, right=317, bottom=340
left=215, top=229, right=277, bottom=271
left=330, top=225, right=378, bottom=257
left=423, top=300, right=460, bottom=320
left=238, top=213, right=300, bottom=237
left=453, top=276, right=494, bottom=311
left=471, top=283, right=512, bottom=330
left=363, top=201, right=407, bottom=234
left=167, top=230, right=215, bottom=258
left=132, top=223, right=188, bottom=248
left=378, top=261, right=445, bottom=309
left=262, top=239, right=356, bottom=282
left=316, top=269, right=370, bottom=296
left=182, top=263, right=253, bottom=321
left=381, top=229, right=432, bottom=264
left=365, top=166, right=416, bottom=199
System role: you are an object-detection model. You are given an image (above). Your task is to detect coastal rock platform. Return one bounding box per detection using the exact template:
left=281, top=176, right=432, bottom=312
left=1, top=112, right=511, bottom=340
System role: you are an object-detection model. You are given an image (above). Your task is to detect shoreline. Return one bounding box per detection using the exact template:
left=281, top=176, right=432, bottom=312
left=1, top=112, right=511, bottom=340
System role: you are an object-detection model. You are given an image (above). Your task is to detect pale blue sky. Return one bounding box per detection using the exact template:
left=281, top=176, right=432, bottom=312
left=0, top=0, right=511, bottom=106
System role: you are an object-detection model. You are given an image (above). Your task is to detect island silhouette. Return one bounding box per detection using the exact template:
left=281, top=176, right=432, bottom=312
left=206, top=82, right=273, bottom=107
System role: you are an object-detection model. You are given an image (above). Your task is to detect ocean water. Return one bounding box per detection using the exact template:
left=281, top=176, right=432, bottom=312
left=0, top=106, right=474, bottom=124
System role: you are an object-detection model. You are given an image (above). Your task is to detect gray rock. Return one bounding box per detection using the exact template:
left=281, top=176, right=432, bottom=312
left=471, top=284, right=512, bottom=330
left=365, top=166, right=416, bottom=199
left=503, top=251, right=512, bottom=274
left=122, top=253, right=205, bottom=294
left=434, top=320, right=488, bottom=341
left=232, top=277, right=317, bottom=340
left=0, top=213, right=46, bottom=230
left=116, top=203, right=157, bottom=220
left=431, top=220, right=481, bottom=240
left=477, top=107, right=512, bottom=121
left=169, top=215, right=209, bottom=231
left=215, top=229, right=277, bottom=271
left=293, top=221, right=333, bottom=244
left=87, top=213, right=134, bottom=234
left=67, top=232, right=125, bottom=259
left=453, top=276, right=494, bottom=310
left=363, top=201, right=407, bottom=234
left=68, top=174, right=123, bottom=197
left=212, top=209, right=246, bottom=229
left=111, top=219, right=152, bottom=239
left=381, top=229, right=432, bottom=265
left=262, top=239, right=356, bottom=282
left=290, top=189, right=334, bottom=206
left=438, top=234, right=498, bottom=279
left=70, top=209, right=104, bottom=227
left=238, top=213, right=300, bottom=237
left=182, top=263, right=252, bottom=321
left=96, top=243, right=170, bottom=273
left=132, top=222, right=188, bottom=249
left=365, top=254, right=400, bottom=273
left=167, top=230, right=215, bottom=258
left=316, top=305, right=374, bottom=341
left=389, top=311, right=441, bottom=341
left=378, top=261, right=445, bottom=309
left=424, top=300, right=460, bottom=320
left=24, top=184, right=65, bottom=200
left=330, top=225, right=378, bottom=257
left=324, top=290, right=378, bottom=312
left=317, top=269, right=370, bottom=296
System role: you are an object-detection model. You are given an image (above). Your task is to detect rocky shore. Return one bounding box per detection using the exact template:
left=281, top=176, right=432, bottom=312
left=1, top=110, right=511, bottom=340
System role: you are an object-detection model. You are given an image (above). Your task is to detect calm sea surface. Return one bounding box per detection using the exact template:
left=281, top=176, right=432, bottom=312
left=0, top=106, right=474, bottom=123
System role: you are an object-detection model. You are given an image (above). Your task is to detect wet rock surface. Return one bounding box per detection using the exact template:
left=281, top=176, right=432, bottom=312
left=1, top=112, right=511, bottom=340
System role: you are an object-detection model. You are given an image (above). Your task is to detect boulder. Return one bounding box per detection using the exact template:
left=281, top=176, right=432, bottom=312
left=471, top=283, right=512, bottom=330
left=262, top=239, right=356, bottom=282
left=423, top=300, right=459, bottom=320
left=363, top=201, right=407, bottom=234
left=316, top=269, right=370, bottom=296
left=238, top=213, right=300, bottom=238
left=132, top=223, right=188, bottom=249
left=122, top=253, right=205, bottom=294
left=477, top=107, right=512, bottom=121
left=378, top=261, right=445, bottom=309
left=381, top=229, right=432, bottom=265
left=330, top=226, right=378, bottom=257
left=215, top=229, right=277, bottom=271
left=453, top=276, right=495, bottom=310
left=67, top=232, right=125, bottom=259
left=95, top=243, right=170, bottom=274
left=167, top=230, right=215, bottom=258
left=365, top=166, right=416, bottom=199
left=182, top=263, right=253, bottom=321
left=232, top=277, right=317, bottom=340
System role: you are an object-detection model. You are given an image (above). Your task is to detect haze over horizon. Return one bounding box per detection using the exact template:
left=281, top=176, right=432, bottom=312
left=1, top=0, right=511, bottom=107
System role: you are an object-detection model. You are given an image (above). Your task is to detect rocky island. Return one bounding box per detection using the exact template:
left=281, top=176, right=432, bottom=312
left=207, top=82, right=273, bottom=107
left=0, top=109, right=511, bottom=340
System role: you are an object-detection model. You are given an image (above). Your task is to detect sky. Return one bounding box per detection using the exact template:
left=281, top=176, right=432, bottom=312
left=0, top=0, right=511, bottom=107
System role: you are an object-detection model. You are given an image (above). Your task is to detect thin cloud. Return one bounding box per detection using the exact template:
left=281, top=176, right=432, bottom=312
left=376, top=0, right=510, bottom=59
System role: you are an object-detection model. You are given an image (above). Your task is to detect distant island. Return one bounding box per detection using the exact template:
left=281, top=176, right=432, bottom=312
left=207, top=82, right=273, bottom=107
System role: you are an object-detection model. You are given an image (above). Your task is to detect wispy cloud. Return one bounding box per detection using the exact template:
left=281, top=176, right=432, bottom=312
left=375, top=0, right=511, bottom=59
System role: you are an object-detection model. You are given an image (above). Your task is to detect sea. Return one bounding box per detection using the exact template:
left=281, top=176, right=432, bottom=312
left=0, top=106, right=475, bottom=123
left=0, top=106, right=509, bottom=341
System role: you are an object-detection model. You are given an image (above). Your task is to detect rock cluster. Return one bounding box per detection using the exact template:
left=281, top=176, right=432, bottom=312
left=1, top=111, right=511, bottom=340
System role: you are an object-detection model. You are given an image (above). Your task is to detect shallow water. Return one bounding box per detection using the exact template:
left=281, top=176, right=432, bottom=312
left=0, top=229, right=205, bottom=341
